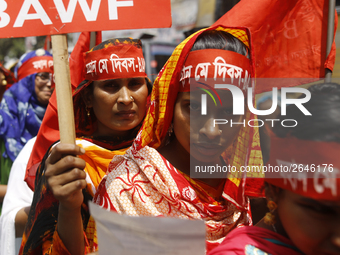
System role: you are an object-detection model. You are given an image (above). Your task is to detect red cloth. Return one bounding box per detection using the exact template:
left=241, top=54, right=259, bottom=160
left=16, top=56, right=53, bottom=81
left=83, top=44, right=146, bottom=81
left=266, top=135, right=340, bottom=201
left=208, top=226, right=302, bottom=255
left=214, top=0, right=337, bottom=93
left=43, top=35, right=51, bottom=51
left=24, top=31, right=102, bottom=191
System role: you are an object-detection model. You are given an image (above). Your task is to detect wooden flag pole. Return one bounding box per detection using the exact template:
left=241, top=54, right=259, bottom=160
left=51, top=34, right=76, bottom=144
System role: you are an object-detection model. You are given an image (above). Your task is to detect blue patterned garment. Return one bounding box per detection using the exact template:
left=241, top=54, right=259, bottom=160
left=0, top=49, right=52, bottom=162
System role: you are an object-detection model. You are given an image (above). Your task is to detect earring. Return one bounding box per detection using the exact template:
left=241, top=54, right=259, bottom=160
left=130, top=96, right=134, bottom=102
left=1, top=79, right=7, bottom=86
left=168, top=123, right=173, bottom=137
left=264, top=200, right=277, bottom=231
left=86, top=107, right=91, bottom=117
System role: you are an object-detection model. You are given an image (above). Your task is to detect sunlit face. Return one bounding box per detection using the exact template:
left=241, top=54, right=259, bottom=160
left=86, top=77, right=148, bottom=137
left=35, top=72, right=54, bottom=106
left=172, top=89, right=244, bottom=163
left=277, top=190, right=340, bottom=255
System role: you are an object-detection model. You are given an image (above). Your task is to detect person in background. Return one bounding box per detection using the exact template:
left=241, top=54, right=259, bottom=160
left=0, top=32, right=101, bottom=255
left=0, top=137, right=35, bottom=255
left=94, top=26, right=264, bottom=253
left=208, top=83, right=340, bottom=255
left=0, top=49, right=53, bottom=206
left=0, top=63, right=17, bottom=203
left=20, top=38, right=152, bottom=255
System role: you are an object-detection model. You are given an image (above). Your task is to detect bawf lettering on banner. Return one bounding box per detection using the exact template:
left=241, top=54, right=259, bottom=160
left=0, top=0, right=171, bottom=38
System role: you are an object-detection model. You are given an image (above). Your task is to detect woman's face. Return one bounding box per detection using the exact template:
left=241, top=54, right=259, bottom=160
left=87, top=77, right=148, bottom=137
left=172, top=90, right=243, bottom=163
left=277, top=190, right=340, bottom=255
left=35, top=72, right=54, bottom=106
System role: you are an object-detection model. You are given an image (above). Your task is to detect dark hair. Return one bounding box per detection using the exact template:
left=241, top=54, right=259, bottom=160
left=191, top=30, right=248, bottom=57
left=273, top=83, right=340, bottom=142
left=92, top=38, right=143, bottom=51
left=307, top=82, right=340, bottom=94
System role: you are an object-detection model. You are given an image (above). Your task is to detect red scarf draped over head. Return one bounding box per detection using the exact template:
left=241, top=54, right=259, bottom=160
left=267, top=134, right=340, bottom=201
left=93, top=26, right=265, bottom=254
left=134, top=25, right=264, bottom=202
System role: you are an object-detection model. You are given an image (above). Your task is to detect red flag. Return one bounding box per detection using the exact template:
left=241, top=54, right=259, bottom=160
left=213, top=0, right=337, bottom=93
left=25, top=31, right=102, bottom=191
left=44, top=35, right=52, bottom=51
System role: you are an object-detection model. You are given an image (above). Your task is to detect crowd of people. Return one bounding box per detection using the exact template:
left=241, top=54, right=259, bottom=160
left=0, top=23, right=338, bottom=255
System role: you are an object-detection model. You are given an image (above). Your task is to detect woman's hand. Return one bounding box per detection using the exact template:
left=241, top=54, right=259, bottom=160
left=45, top=143, right=87, bottom=254
left=45, top=143, right=87, bottom=211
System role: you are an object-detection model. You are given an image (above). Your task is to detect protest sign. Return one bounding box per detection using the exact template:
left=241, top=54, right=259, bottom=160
left=89, top=202, right=206, bottom=255
left=0, top=0, right=171, bottom=38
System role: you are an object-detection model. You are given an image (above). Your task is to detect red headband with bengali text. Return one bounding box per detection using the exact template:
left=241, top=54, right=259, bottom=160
left=17, top=56, right=53, bottom=80
left=179, top=49, right=251, bottom=92
left=266, top=135, right=340, bottom=201
left=84, top=45, right=146, bottom=81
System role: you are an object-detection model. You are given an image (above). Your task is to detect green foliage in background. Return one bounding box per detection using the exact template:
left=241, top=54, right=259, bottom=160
left=0, top=36, right=47, bottom=65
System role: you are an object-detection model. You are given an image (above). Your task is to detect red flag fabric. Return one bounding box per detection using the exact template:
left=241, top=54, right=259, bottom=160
left=25, top=31, right=102, bottom=191
left=213, top=0, right=337, bottom=93
left=44, top=35, right=52, bottom=51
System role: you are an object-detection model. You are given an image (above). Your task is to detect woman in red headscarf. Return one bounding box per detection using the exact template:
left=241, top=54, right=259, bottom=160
left=93, top=26, right=264, bottom=253
left=0, top=63, right=16, bottom=202
left=0, top=50, right=53, bottom=205
left=208, top=83, right=340, bottom=255
left=20, top=38, right=152, bottom=255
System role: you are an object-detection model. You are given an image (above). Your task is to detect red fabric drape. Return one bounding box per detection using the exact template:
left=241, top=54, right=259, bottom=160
left=213, top=0, right=337, bottom=93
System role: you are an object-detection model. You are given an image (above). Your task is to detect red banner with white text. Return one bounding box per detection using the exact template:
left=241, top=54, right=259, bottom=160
left=0, top=0, right=171, bottom=38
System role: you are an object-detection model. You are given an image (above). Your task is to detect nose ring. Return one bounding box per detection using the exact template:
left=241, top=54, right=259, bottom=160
left=130, top=96, right=134, bottom=102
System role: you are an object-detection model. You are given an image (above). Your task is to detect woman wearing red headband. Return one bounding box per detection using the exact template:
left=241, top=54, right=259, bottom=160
left=0, top=62, right=16, bottom=203
left=209, top=83, right=340, bottom=255
left=0, top=50, right=53, bottom=204
left=93, top=27, right=264, bottom=253
left=20, top=38, right=152, bottom=255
